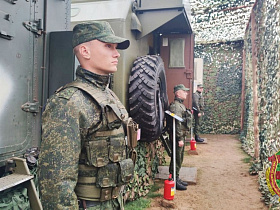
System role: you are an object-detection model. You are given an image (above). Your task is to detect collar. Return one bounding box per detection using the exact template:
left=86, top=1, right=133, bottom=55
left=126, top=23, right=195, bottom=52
left=175, top=97, right=184, bottom=103
left=75, top=66, right=111, bottom=90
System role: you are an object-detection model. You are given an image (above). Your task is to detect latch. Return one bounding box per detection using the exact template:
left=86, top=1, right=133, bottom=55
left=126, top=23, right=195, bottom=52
left=6, top=0, right=17, bottom=4
left=23, top=19, right=43, bottom=36
left=0, top=30, right=13, bottom=40
left=21, top=101, right=40, bottom=114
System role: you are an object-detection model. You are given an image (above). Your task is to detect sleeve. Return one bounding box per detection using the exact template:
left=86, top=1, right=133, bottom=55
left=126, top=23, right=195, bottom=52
left=192, top=92, right=201, bottom=113
left=38, top=96, right=81, bottom=209
left=200, top=95, right=205, bottom=111
left=169, top=102, right=184, bottom=142
left=182, top=109, right=192, bottom=131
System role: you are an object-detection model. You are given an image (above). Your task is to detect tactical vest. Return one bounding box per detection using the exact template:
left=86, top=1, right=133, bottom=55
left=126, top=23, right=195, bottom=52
left=58, top=81, right=134, bottom=202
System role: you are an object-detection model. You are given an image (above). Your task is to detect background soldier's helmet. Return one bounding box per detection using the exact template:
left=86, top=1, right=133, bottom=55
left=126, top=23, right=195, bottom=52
left=174, top=84, right=190, bottom=93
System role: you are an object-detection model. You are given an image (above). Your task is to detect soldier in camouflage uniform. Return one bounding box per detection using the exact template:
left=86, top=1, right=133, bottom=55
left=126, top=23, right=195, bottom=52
left=38, top=21, right=134, bottom=210
left=192, top=84, right=205, bottom=142
left=168, top=84, right=191, bottom=191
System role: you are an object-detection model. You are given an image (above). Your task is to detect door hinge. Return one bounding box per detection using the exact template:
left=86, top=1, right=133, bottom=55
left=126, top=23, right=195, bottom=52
left=21, top=101, right=40, bottom=114
left=23, top=19, right=43, bottom=36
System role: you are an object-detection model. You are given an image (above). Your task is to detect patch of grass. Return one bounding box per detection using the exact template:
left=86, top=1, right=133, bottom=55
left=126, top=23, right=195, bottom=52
left=146, top=183, right=162, bottom=199
left=242, top=156, right=252, bottom=164
left=147, top=192, right=162, bottom=198
left=150, top=183, right=161, bottom=192
left=125, top=181, right=163, bottom=209
left=125, top=198, right=151, bottom=210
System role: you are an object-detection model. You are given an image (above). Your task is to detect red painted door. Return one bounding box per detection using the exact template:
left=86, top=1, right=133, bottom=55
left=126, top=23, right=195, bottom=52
left=160, top=34, right=194, bottom=109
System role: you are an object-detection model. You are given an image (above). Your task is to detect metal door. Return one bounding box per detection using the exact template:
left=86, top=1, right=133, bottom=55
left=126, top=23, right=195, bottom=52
left=160, top=34, right=194, bottom=109
left=0, top=0, right=43, bottom=166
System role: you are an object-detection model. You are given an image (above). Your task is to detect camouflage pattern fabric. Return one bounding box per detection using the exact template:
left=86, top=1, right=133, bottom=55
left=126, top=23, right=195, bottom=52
left=72, top=21, right=129, bottom=50
left=38, top=66, right=128, bottom=209
left=192, top=91, right=204, bottom=136
left=168, top=97, right=189, bottom=177
left=192, top=91, right=204, bottom=114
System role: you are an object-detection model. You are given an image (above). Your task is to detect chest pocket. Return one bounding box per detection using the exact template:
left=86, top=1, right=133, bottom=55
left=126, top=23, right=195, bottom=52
left=105, top=104, right=123, bottom=129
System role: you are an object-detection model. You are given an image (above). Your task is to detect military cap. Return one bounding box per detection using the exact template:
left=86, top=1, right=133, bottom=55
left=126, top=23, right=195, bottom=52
left=72, top=21, right=130, bottom=49
left=174, top=84, right=189, bottom=93
left=197, top=84, right=204, bottom=88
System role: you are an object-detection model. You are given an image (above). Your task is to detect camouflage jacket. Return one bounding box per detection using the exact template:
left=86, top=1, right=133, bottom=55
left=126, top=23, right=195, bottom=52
left=192, top=91, right=204, bottom=113
left=169, top=97, right=190, bottom=142
left=38, top=66, right=129, bottom=209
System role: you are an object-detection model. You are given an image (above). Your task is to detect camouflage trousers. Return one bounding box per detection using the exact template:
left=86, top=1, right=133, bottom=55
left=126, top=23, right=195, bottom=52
left=193, top=111, right=202, bottom=137
left=169, top=141, right=185, bottom=178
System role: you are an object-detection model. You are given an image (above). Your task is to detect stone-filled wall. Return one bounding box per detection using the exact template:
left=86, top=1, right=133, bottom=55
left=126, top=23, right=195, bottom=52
left=194, top=42, right=243, bottom=134
left=242, top=0, right=280, bottom=206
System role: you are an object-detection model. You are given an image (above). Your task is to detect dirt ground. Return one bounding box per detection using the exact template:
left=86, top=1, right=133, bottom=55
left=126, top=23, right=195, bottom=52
left=146, top=134, right=268, bottom=210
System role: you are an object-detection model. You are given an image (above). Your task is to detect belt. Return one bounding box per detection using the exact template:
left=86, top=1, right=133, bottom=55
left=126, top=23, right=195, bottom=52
left=79, top=200, right=100, bottom=209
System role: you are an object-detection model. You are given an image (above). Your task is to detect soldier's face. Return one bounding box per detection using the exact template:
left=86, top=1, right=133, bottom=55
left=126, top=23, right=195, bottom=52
left=197, top=87, right=203, bottom=92
left=177, top=90, right=188, bottom=100
left=87, top=40, right=121, bottom=75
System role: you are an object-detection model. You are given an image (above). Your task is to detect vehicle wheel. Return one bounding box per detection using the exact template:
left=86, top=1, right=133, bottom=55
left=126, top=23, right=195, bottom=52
left=128, top=55, right=169, bottom=142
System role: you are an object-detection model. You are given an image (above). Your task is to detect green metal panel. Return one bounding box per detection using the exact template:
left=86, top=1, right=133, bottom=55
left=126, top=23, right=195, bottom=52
left=0, top=0, right=71, bottom=167
left=0, top=0, right=37, bottom=167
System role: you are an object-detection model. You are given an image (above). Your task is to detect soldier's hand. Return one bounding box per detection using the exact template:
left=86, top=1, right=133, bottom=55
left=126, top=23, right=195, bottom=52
left=178, top=140, right=184, bottom=147
left=198, top=113, right=202, bottom=117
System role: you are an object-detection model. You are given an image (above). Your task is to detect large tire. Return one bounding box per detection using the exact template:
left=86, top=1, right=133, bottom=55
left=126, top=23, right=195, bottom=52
left=128, top=55, right=169, bottom=142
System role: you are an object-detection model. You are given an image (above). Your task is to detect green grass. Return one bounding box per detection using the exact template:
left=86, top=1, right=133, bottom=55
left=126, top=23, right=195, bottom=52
left=146, top=183, right=162, bottom=199
left=125, top=198, right=151, bottom=210
left=125, top=181, right=163, bottom=210
left=242, top=156, right=252, bottom=164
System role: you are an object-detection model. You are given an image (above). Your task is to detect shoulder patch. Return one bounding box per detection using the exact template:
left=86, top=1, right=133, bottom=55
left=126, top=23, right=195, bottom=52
left=56, top=87, right=78, bottom=100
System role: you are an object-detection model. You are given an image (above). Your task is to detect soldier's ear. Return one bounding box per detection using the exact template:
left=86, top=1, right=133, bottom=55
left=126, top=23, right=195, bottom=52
left=79, top=44, right=91, bottom=60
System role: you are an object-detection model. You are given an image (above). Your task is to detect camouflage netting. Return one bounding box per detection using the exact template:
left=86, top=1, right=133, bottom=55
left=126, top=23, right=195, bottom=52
left=192, top=0, right=280, bottom=207
left=124, top=140, right=165, bottom=202
left=194, top=42, right=243, bottom=134
left=242, top=0, right=280, bottom=207
left=190, top=0, right=254, bottom=134
left=190, top=0, right=255, bottom=44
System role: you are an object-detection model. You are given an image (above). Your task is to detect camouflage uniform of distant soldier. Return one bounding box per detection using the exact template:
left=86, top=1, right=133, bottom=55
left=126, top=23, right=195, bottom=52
left=168, top=84, right=191, bottom=191
left=192, top=84, right=205, bottom=142
left=38, top=21, right=134, bottom=210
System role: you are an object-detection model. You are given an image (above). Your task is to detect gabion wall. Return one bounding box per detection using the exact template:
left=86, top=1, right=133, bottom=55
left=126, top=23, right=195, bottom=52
left=242, top=0, right=280, bottom=207
left=194, top=42, right=243, bottom=134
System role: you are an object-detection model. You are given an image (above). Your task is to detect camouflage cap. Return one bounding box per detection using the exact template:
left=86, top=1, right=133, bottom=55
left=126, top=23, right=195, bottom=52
left=174, top=84, right=189, bottom=93
left=197, top=84, right=204, bottom=88
left=72, top=21, right=130, bottom=49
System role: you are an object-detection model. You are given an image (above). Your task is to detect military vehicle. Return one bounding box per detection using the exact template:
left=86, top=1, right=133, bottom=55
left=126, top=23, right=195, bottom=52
left=0, top=0, right=194, bottom=207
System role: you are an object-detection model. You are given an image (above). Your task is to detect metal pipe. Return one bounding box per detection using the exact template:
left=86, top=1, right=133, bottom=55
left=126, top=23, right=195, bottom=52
left=173, top=117, right=176, bottom=192
left=41, top=0, right=48, bottom=110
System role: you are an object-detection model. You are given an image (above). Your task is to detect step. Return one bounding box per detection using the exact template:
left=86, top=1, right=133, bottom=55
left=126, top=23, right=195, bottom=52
left=0, top=173, right=33, bottom=192
left=155, top=166, right=197, bottom=185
